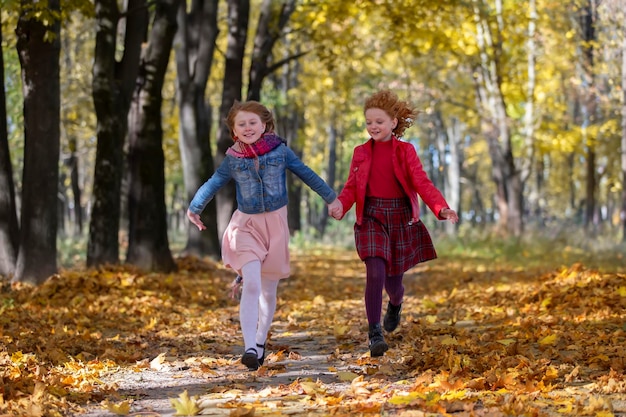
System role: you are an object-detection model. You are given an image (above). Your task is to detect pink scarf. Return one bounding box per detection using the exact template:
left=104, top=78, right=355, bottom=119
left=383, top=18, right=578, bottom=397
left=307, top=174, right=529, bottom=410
left=226, top=133, right=284, bottom=159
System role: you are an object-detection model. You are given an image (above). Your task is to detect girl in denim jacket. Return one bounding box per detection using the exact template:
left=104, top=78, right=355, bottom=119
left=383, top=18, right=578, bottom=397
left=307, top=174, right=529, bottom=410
left=329, top=90, right=458, bottom=357
left=188, top=100, right=341, bottom=370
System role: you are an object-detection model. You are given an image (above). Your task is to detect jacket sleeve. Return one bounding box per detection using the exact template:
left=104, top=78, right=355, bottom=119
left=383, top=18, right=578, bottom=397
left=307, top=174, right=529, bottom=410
left=405, top=146, right=449, bottom=219
left=285, top=147, right=337, bottom=204
left=337, top=148, right=359, bottom=219
left=188, top=159, right=232, bottom=214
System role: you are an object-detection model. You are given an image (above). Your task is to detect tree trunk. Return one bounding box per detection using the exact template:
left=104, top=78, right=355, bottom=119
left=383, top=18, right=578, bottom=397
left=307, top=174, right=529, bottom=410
left=126, top=0, right=180, bottom=272
left=472, top=0, right=523, bottom=236
left=88, top=0, right=148, bottom=266
left=444, top=116, right=463, bottom=235
left=67, top=151, right=83, bottom=235
left=318, top=118, right=337, bottom=235
left=579, top=0, right=598, bottom=233
left=622, top=26, right=626, bottom=242
left=272, top=43, right=303, bottom=234
left=522, top=0, right=537, bottom=219
left=175, top=0, right=220, bottom=258
left=247, top=0, right=296, bottom=101
left=13, top=0, right=61, bottom=285
left=0, top=22, right=18, bottom=279
left=215, top=0, right=249, bottom=238
left=277, top=111, right=303, bottom=235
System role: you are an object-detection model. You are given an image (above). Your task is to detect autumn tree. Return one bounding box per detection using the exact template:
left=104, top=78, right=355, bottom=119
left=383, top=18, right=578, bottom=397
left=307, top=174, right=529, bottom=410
left=246, top=0, right=297, bottom=102
left=623, top=17, right=626, bottom=241
left=13, top=0, right=61, bottom=284
left=88, top=0, right=148, bottom=267
left=577, top=0, right=599, bottom=232
left=0, top=18, right=18, bottom=279
left=174, top=0, right=220, bottom=258
left=125, top=0, right=181, bottom=272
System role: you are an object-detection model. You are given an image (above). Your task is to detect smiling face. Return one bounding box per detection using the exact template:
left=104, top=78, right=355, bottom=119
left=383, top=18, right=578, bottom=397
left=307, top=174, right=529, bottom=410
left=365, top=108, right=397, bottom=142
left=233, top=111, right=266, bottom=144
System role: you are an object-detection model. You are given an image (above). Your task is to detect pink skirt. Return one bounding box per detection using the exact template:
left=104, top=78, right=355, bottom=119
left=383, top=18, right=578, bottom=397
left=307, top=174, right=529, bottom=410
left=221, top=206, right=290, bottom=280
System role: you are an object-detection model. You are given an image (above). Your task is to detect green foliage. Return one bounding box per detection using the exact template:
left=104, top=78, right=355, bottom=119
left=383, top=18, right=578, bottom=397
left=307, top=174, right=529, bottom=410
left=438, top=224, right=626, bottom=271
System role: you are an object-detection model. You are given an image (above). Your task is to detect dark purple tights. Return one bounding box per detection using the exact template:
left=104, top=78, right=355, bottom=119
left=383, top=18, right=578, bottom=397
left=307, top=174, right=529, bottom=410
left=364, top=257, right=404, bottom=325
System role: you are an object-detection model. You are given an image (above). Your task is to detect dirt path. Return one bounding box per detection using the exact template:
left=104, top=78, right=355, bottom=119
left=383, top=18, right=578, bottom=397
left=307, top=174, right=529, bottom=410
left=77, top=321, right=367, bottom=417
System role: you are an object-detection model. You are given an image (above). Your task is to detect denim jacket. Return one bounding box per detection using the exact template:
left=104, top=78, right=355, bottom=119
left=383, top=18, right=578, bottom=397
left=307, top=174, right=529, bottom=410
left=189, top=143, right=336, bottom=215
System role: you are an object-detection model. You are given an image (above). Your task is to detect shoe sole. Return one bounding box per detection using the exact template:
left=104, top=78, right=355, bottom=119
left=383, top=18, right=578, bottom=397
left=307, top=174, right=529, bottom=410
left=369, top=340, right=389, bottom=357
left=241, top=353, right=260, bottom=370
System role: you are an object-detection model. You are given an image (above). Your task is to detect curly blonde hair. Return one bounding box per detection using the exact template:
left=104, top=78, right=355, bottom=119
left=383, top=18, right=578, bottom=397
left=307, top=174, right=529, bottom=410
left=225, top=100, right=275, bottom=140
left=364, top=90, right=418, bottom=138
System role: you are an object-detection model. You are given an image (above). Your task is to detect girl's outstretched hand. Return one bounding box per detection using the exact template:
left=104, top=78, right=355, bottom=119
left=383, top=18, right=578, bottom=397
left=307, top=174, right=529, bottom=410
left=187, top=209, right=207, bottom=231
left=328, top=199, right=343, bottom=220
left=440, top=208, right=459, bottom=224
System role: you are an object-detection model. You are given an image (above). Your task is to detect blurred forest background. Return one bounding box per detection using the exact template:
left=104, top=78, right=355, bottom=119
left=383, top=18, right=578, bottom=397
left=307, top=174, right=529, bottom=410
left=1, top=0, right=625, bottom=285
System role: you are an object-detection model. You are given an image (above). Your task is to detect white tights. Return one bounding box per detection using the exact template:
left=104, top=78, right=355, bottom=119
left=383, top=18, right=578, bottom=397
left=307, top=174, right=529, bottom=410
left=239, top=260, right=279, bottom=359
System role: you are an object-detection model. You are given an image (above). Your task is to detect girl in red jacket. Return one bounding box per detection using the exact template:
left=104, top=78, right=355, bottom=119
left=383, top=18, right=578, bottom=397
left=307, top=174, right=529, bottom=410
left=329, top=90, right=458, bottom=357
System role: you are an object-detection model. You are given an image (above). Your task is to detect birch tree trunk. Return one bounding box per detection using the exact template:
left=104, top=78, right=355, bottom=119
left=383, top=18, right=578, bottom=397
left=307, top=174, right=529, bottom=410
left=523, top=0, right=538, bottom=220
left=472, top=0, right=523, bottom=236
left=445, top=117, right=463, bottom=236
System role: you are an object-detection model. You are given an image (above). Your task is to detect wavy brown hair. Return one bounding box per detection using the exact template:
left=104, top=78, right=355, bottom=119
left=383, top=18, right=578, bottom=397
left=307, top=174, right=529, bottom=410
left=225, top=100, right=275, bottom=140
left=364, top=90, right=418, bottom=138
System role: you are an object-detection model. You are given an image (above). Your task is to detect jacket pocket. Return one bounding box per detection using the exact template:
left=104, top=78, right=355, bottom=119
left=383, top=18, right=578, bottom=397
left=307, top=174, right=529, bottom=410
left=231, top=159, right=251, bottom=182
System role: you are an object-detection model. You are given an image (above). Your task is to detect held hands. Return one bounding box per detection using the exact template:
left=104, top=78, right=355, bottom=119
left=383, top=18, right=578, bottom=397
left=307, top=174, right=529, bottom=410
left=440, top=208, right=459, bottom=224
left=327, top=199, right=343, bottom=220
left=187, top=209, right=207, bottom=231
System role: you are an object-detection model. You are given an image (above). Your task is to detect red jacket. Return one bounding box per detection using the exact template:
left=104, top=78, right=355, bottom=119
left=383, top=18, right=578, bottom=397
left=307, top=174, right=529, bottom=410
left=337, top=137, right=450, bottom=225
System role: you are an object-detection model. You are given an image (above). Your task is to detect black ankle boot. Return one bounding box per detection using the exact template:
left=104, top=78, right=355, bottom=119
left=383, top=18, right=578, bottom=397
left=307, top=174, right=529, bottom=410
left=383, top=301, right=402, bottom=332
left=368, top=323, right=388, bottom=357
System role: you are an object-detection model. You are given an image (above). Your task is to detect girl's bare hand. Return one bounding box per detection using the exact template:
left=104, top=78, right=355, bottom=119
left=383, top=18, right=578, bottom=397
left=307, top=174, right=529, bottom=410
left=440, top=208, right=459, bottom=224
left=187, top=209, right=207, bottom=231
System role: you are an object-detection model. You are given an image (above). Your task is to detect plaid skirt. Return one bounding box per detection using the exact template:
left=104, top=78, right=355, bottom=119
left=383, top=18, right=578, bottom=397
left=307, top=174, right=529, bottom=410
left=354, top=197, right=437, bottom=276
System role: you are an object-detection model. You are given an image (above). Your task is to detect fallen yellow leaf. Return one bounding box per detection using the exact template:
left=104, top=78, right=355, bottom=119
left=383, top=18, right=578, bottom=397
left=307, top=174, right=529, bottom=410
left=538, top=334, right=558, bottom=346
left=170, top=390, right=201, bottom=416
left=104, top=400, right=131, bottom=416
left=497, top=338, right=516, bottom=346
left=337, top=371, right=360, bottom=382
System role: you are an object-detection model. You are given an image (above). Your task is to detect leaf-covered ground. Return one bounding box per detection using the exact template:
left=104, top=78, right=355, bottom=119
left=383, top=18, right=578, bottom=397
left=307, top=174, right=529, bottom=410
left=1, top=245, right=625, bottom=416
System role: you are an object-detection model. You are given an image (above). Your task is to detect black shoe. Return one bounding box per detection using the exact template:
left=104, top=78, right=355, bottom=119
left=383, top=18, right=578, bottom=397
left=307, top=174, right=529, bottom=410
left=256, top=343, right=266, bottom=366
left=242, top=348, right=260, bottom=370
left=383, top=301, right=402, bottom=332
left=368, top=323, right=388, bottom=357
